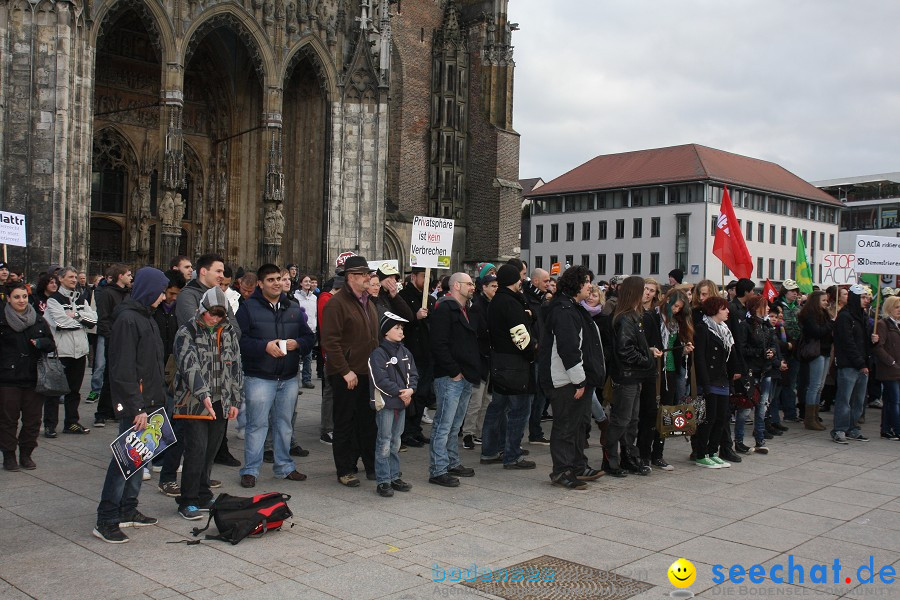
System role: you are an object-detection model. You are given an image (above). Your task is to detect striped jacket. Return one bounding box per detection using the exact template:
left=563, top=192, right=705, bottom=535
left=173, top=317, right=243, bottom=419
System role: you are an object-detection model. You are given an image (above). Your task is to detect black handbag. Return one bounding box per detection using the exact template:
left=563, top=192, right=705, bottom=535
left=35, top=354, right=70, bottom=396
left=796, top=336, right=820, bottom=362
left=490, top=350, right=530, bottom=393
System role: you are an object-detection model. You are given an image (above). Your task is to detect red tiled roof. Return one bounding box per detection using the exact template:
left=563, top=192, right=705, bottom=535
left=527, top=144, right=841, bottom=206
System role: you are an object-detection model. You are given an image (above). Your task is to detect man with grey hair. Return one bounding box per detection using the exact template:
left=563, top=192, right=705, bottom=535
left=427, top=272, right=480, bottom=487
left=43, top=266, right=98, bottom=436
left=525, top=268, right=551, bottom=445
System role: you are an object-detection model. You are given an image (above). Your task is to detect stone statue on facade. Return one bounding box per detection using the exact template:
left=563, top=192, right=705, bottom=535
left=158, top=191, right=175, bottom=227
left=193, top=222, right=203, bottom=257
left=139, top=179, right=151, bottom=221
left=218, top=172, right=228, bottom=209
left=139, top=221, right=151, bottom=255
left=129, top=221, right=139, bottom=252
left=264, top=203, right=285, bottom=245
left=287, top=1, right=298, bottom=32
left=173, top=192, right=185, bottom=224
left=216, top=218, right=226, bottom=251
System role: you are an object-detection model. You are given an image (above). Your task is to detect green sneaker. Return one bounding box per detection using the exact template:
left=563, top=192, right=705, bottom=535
left=86, top=391, right=99, bottom=404
left=710, top=454, right=731, bottom=468
left=694, top=456, right=721, bottom=468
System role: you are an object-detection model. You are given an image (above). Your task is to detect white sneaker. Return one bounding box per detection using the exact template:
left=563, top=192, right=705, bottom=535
left=151, top=465, right=162, bottom=473
left=142, top=468, right=151, bottom=481
left=421, top=408, right=434, bottom=425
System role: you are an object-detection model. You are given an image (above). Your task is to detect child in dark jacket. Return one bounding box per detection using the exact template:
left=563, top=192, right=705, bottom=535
left=368, top=312, right=418, bottom=497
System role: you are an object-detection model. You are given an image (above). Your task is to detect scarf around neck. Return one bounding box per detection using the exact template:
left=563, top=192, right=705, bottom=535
left=580, top=300, right=603, bottom=317
left=5, top=301, right=37, bottom=332
left=703, top=314, right=734, bottom=359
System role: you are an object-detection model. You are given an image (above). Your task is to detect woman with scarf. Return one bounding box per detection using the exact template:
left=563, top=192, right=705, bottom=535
left=651, top=289, right=693, bottom=470
left=736, top=295, right=780, bottom=454
left=693, top=296, right=740, bottom=468
left=0, top=283, right=56, bottom=470
left=580, top=284, right=609, bottom=448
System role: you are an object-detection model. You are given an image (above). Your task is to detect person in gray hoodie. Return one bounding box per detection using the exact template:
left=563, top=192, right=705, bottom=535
left=368, top=312, right=418, bottom=497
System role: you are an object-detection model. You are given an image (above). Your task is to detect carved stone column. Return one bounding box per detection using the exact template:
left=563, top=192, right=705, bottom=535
left=261, top=114, right=285, bottom=266
left=159, top=89, right=186, bottom=267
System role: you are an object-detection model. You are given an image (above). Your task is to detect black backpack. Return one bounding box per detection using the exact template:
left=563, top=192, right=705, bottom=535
left=191, top=492, right=292, bottom=545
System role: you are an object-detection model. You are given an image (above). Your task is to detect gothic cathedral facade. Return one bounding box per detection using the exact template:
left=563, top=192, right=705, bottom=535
left=0, top=0, right=521, bottom=276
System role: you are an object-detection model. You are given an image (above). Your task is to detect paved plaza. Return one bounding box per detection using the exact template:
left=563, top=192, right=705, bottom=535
left=2, top=376, right=900, bottom=600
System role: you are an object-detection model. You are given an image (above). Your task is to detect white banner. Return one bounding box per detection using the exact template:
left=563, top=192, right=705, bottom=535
left=0, top=211, right=26, bottom=247
left=368, top=259, right=399, bottom=273
left=820, top=253, right=857, bottom=286
left=409, top=215, right=454, bottom=269
left=855, top=235, right=900, bottom=275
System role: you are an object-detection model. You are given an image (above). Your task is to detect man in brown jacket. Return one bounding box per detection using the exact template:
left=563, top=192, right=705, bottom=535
left=320, top=255, right=379, bottom=487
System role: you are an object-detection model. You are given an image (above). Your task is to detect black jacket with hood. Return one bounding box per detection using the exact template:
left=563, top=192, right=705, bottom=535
left=611, top=311, right=656, bottom=383
left=108, top=268, right=168, bottom=418
left=96, top=283, right=129, bottom=338
left=488, top=286, right=537, bottom=394
left=834, top=291, right=870, bottom=370
left=429, top=295, right=482, bottom=384
left=538, top=292, right=605, bottom=392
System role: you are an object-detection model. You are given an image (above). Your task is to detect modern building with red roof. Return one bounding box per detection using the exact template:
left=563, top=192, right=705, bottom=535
left=522, top=144, right=841, bottom=284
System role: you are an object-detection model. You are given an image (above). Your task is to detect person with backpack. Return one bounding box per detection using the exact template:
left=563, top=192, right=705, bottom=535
left=172, top=287, right=243, bottom=520
left=368, top=311, right=418, bottom=497
left=93, top=267, right=169, bottom=544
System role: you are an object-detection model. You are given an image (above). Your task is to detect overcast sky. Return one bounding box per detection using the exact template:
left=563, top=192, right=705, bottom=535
left=512, top=0, right=900, bottom=185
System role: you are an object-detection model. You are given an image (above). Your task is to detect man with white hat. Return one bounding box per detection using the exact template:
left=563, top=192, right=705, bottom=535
left=832, top=284, right=878, bottom=443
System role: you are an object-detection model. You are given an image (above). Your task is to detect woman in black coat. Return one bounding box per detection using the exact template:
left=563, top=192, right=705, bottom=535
left=693, top=296, right=740, bottom=468
left=1, top=283, right=56, bottom=471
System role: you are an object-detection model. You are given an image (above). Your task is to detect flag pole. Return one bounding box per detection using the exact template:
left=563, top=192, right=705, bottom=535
left=721, top=261, right=726, bottom=297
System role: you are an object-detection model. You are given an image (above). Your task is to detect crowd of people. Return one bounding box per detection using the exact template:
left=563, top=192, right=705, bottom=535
left=0, top=255, right=896, bottom=543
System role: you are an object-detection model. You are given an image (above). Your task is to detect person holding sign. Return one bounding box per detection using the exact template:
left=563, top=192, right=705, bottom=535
left=93, top=267, right=169, bottom=544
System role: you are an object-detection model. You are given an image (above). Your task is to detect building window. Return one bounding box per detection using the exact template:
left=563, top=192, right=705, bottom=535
left=581, top=254, right=590, bottom=269
left=758, top=223, right=764, bottom=243
left=566, top=222, right=575, bottom=242
left=535, top=225, right=543, bottom=244
left=550, top=224, right=559, bottom=242
left=781, top=227, right=787, bottom=245
left=810, top=230, right=816, bottom=250
left=746, top=221, right=753, bottom=242
left=598, top=220, right=608, bottom=240
left=829, top=234, right=835, bottom=252
left=769, top=225, right=775, bottom=244
left=614, top=253, right=624, bottom=274
left=550, top=254, right=558, bottom=266
left=791, top=228, right=797, bottom=246
left=780, top=260, right=786, bottom=280
left=597, top=254, right=607, bottom=275
left=632, top=253, right=642, bottom=274
left=791, top=261, right=796, bottom=278
left=615, top=219, right=625, bottom=239
left=582, top=221, right=591, bottom=240
left=768, top=259, right=775, bottom=279
left=565, top=255, right=574, bottom=268
left=819, top=232, right=825, bottom=251
left=535, top=256, right=543, bottom=269
left=650, top=253, right=660, bottom=274
left=651, top=217, right=661, bottom=237
left=710, top=216, right=717, bottom=236
left=757, top=257, right=763, bottom=277
left=675, top=215, right=689, bottom=272
left=633, top=218, right=643, bottom=238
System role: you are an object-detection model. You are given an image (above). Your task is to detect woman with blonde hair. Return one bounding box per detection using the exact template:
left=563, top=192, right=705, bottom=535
left=874, top=295, right=900, bottom=439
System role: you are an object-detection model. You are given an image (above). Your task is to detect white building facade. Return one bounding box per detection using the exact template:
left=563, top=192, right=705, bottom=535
left=523, top=144, right=841, bottom=285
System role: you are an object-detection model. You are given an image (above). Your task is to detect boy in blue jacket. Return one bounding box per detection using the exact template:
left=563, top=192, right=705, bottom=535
left=368, top=312, right=418, bottom=497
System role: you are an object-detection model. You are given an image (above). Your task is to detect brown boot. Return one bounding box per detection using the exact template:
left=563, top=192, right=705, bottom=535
left=805, top=407, right=825, bottom=431
left=812, top=406, right=826, bottom=430
left=19, top=450, right=36, bottom=470
left=3, top=451, right=19, bottom=472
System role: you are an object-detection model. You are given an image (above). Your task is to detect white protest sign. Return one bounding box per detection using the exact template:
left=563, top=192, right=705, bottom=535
left=409, top=216, right=454, bottom=269
left=820, top=254, right=857, bottom=286
left=368, top=259, right=399, bottom=273
left=855, top=234, right=900, bottom=275
left=0, top=211, right=26, bottom=247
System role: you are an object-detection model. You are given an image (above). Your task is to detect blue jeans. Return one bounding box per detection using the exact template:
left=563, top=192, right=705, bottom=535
left=240, top=376, right=299, bottom=478
left=90, top=336, right=106, bottom=393
left=805, top=356, right=828, bottom=407
left=881, top=380, right=900, bottom=435
left=429, top=376, right=472, bottom=478
left=591, top=390, right=607, bottom=422
left=481, top=391, right=532, bottom=466
left=736, top=376, right=771, bottom=444
left=833, top=368, right=868, bottom=437
left=375, top=408, right=405, bottom=484
left=96, top=418, right=143, bottom=525
left=778, top=357, right=800, bottom=419
left=301, top=350, right=313, bottom=385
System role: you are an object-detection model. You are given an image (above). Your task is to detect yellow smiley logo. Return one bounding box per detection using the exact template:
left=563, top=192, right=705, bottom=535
left=668, top=558, right=696, bottom=588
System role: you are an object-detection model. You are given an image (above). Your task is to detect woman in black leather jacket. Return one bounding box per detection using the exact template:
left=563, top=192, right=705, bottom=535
left=693, top=296, right=740, bottom=468
left=602, top=276, right=661, bottom=477
left=735, top=295, right=779, bottom=454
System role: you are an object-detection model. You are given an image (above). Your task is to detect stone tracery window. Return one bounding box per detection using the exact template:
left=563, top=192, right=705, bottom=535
left=91, top=129, right=133, bottom=214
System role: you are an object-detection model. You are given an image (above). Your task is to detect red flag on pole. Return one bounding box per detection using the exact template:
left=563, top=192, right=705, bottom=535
left=712, top=185, right=753, bottom=279
left=763, top=279, right=778, bottom=304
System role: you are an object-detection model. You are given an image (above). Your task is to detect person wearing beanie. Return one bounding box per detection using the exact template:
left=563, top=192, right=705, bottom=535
left=368, top=311, right=418, bottom=497
left=482, top=263, right=538, bottom=471
left=428, top=272, right=480, bottom=487
left=93, top=266, right=168, bottom=544
left=832, top=284, right=877, bottom=443
left=171, top=287, right=243, bottom=520
left=668, top=269, right=684, bottom=286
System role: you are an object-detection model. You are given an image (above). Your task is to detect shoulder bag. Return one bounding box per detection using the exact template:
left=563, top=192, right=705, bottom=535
left=35, top=353, right=71, bottom=396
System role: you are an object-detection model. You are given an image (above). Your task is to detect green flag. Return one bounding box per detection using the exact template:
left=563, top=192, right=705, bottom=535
left=795, top=230, right=813, bottom=293
left=859, top=272, right=880, bottom=293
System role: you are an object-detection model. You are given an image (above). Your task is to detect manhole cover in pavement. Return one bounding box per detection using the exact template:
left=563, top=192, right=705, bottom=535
left=460, top=555, right=654, bottom=599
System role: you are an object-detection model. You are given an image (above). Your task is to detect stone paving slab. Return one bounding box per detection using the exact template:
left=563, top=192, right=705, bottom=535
left=1, top=374, right=898, bottom=599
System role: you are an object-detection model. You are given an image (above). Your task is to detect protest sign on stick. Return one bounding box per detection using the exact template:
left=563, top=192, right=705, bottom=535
left=409, top=215, right=455, bottom=306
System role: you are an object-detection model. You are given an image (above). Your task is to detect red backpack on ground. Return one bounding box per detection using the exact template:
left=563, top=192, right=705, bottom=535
left=191, top=492, right=292, bottom=544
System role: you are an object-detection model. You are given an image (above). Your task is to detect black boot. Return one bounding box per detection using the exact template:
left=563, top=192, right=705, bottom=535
left=19, top=449, right=36, bottom=470
left=3, top=451, right=19, bottom=472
